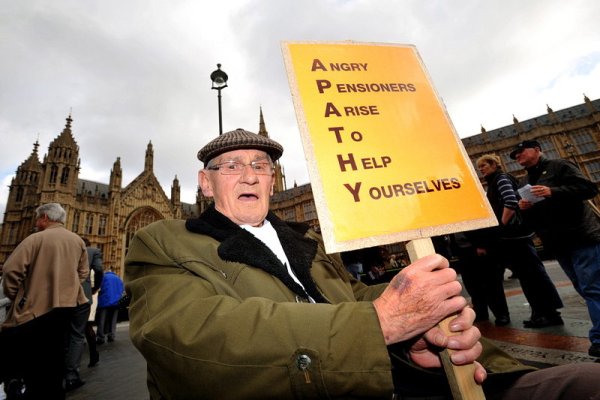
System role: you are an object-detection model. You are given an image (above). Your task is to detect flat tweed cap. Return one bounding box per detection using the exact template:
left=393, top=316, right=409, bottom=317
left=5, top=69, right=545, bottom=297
left=197, top=128, right=284, bottom=164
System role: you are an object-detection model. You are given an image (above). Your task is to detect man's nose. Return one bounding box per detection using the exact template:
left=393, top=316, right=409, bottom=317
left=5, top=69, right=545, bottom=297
left=239, top=164, right=259, bottom=182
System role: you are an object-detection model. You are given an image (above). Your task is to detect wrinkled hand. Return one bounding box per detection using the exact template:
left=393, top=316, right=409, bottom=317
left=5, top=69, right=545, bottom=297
left=407, top=307, right=487, bottom=384
left=372, top=254, right=466, bottom=345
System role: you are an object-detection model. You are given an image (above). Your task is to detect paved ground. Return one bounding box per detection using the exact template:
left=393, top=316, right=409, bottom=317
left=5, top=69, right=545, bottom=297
left=1, top=260, right=597, bottom=399
left=0, top=322, right=147, bottom=400
left=478, top=261, right=598, bottom=367
left=65, top=323, right=147, bottom=400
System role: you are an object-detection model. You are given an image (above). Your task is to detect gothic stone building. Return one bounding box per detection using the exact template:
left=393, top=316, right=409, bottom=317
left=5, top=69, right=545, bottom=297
left=2, top=96, right=598, bottom=275
left=0, top=115, right=188, bottom=275
left=462, top=95, right=600, bottom=203
left=0, top=111, right=286, bottom=276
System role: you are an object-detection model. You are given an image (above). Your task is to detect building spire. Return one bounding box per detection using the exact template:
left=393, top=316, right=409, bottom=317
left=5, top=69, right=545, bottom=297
left=144, top=141, right=154, bottom=171
left=258, top=106, right=268, bottom=137
left=52, top=113, right=77, bottom=147
left=110, top=157, right=122, bottom=191
left=20, top=140, right=42, bottom=171
left=171, top=175, right=181, bottom=207
left=66, top=112, right=73, bottom=130
left=583, top=93, right=595, bottom=112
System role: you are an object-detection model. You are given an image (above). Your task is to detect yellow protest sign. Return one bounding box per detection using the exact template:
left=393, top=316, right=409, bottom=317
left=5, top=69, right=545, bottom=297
left=282, top=41, right=496, bottom=253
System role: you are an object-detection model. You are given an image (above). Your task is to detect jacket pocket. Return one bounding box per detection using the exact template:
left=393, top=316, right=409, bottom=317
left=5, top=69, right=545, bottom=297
left=287, top=348, right=328, bottom=399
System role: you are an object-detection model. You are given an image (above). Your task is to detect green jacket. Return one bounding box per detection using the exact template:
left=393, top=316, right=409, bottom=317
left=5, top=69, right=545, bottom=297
left=125, top=206, right=534, bottom=399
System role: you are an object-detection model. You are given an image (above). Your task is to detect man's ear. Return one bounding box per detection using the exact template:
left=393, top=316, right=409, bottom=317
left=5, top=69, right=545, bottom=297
left=270, top=175, right=275, bottom=196
left=199, top=170, right=214, bottom=197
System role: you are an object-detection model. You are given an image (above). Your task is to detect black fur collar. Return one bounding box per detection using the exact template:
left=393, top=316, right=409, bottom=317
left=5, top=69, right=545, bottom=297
left=185, top=204, right=326, bottom=303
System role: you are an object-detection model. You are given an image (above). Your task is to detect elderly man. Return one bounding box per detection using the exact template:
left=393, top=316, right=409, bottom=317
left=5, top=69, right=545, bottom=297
left=2, top=202, right=89, bottom=399
left=125, top=129, right=600, bottom=399
left=512, top=139, right=600, bottom=358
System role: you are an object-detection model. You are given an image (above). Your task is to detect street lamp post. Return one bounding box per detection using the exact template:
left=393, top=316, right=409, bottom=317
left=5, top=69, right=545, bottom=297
left=210, top=63, right=228, bottom=135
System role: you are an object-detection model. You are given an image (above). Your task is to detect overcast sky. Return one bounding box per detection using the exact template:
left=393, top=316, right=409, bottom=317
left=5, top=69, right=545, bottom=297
left=1, top=0, right=599, bottom=217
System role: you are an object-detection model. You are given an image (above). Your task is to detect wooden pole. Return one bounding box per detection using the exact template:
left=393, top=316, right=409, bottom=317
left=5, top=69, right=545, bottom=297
left=406, top=238, right=486, bottom=400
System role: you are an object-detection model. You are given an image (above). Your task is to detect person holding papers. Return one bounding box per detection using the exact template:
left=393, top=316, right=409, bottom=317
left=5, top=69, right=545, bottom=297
left=512, top=139, right=600, bottom=358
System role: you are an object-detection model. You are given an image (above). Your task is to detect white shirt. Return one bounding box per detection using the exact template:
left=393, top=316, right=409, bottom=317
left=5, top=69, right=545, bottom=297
left=241, top=220, right=314, bottom=302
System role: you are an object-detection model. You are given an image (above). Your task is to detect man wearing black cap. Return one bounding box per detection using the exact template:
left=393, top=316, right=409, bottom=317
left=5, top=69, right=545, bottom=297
left=511, top=139, right=600, bottom=358
left=124, top=129, right=600, bottom=399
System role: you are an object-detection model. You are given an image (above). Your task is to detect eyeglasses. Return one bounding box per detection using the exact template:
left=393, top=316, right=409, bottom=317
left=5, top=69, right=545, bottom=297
left=206, top=160, right=274, bottom=175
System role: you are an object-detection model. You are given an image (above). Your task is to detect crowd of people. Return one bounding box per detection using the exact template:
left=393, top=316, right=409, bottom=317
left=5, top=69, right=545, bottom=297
left=0, top=132, right=599, bottom=399
left=432, top=141, right=600, bottom=361
left=442, top=152, right=564, bottom=329
left=123, top=129, right=600, bottom=399
left=0, top=203, right=125, bottom=399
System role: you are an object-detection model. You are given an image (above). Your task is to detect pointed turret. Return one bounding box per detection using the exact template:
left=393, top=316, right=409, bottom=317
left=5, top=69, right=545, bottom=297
left=10, top=140, right=43, bottom=204
left=110, top=157, right=123, bottom=191
left=3, top=140, right=44, bottom=243
left=547, top=104, right=558, bottom=123
left=41, top=113, right=80, bottom=196
left=480, top=125, right=490, bottom=143
left=583, top=93, right=596, bottom=112
left=258, top=107, right=268, bottom=137
left=20, top=140, right=42, bottom=172
left=51, top=114, right=78, bottom=148
left=171, top=175, right=181, bottom=207
left=145, top=141, right=154, bottom=171
left=512, top=114, right=523, bottom=133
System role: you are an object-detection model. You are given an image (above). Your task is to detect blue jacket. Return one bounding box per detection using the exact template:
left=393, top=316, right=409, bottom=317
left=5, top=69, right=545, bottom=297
left=98, top=271, right=124, bottom=308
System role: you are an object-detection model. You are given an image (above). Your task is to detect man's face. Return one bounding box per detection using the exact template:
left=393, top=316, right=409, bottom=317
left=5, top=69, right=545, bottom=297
left=514, top=147, right=541, bottom=168
left=199, top=149, right=275, bottom=227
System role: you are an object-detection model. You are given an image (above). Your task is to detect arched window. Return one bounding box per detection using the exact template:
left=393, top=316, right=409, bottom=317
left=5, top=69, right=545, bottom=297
left=98, top=215, right=107, bottom=235
left=8, top=223, right=17, bottom=244
left=125, top=207, right=163, bottom=254
left=72, top=211, right=80, bottom=233
left=60, top=167, right=70, bottom=184
left=85, top=213, right=94, bottom=234
left=537, top=138, right=559, bottom=160
left=570, top=131, right=598, bottom=153
left=15, top=187, right=24, bottom=202
left=49, top=165, right=58, bottom=184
